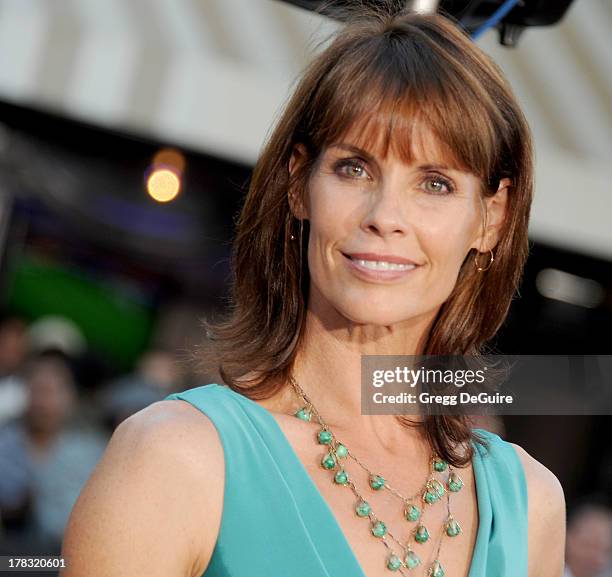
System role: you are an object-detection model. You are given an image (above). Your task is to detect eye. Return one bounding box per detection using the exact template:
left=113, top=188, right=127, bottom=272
left=334, top=158, right=370, bottom=180
left=422, top=174, right=455, bottom=195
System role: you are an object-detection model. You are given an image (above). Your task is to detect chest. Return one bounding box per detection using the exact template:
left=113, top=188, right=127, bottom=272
left=268, top=413, right=481, bottom=577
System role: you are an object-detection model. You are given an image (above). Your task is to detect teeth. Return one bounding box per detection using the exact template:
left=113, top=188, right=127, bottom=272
left=353, top=259, right=416, bottom=271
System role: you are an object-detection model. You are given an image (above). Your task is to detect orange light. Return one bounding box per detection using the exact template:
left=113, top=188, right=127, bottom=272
left=146, top=169, right=181, bottom=203
left=152, top=148, right=186, bottom=175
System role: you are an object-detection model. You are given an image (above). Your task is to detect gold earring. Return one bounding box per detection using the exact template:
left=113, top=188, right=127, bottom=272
left=474, top=249, right=494, bottom=272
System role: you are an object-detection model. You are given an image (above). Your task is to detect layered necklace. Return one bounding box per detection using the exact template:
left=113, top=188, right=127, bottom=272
left=288, top=375, right=464, bottom=576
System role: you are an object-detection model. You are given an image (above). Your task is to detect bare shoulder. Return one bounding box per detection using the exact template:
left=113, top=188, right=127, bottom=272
left=126, top=397, right=224, bottom=453
left=60, top=399, right=224, bottom=577
left=509, top=441, right=566, bottom=512
left=119, top=398, right=225, bottom=478
left=509, top=442, right=566, bottom=577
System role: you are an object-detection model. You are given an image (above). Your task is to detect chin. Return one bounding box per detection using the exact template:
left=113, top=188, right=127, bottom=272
left=336, top=301, right=423, bottom=327
left=311, top=281, right=430, bottom=326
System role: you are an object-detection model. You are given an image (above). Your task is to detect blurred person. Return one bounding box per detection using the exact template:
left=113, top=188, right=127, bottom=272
left=61, top=7, right=565, bottom=577
left=0, top=350, right=105, bottom=549
left=27, top=316, right=87, bottom=360
left=0, top=313, right=29, bottom=426
left=564, top=497, right=612, bottom=577
left=136, top=348, right=183, bottom=394
left=97, top=374, right=165, bottom=433
left=95, top=348, right=182, bottom=432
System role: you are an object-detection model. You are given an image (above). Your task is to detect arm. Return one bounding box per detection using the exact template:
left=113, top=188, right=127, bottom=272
left=510, top=443, right=567, bottom=577
left=60, top=400, right=225, bottom=577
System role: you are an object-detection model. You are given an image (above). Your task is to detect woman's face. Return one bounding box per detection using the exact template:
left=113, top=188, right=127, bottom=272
left=290, top=122, right=509, bottom=329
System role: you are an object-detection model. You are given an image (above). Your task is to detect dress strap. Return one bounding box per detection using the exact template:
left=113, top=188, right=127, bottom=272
left=468, top=428, right=529, bottom=576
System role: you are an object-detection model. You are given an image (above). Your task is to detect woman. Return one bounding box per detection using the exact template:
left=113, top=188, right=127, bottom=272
left=61, top=6, right=566, bottom=577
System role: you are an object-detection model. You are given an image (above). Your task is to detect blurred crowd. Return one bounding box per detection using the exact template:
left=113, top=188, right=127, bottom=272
left=0, top=311, right=611, bottom=576
left=565, top=496, right=612, bottom=577
left=0, top=311, right=189, bottom=555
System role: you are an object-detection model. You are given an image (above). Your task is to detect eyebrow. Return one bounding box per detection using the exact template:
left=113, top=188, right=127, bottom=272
left=330, top=143, right=377, bottom=163
left=329, top=143, right=455, bottom=172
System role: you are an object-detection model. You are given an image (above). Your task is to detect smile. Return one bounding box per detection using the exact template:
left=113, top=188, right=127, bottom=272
left=351, top=259, right=416, bottom=271
left=342, top=253, right=421, bottom=282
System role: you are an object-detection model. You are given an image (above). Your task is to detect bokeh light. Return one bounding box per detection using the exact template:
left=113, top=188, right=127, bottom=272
left=152, top=148, right=186, bottom=175
left=146, top=168, right=181, bottom=203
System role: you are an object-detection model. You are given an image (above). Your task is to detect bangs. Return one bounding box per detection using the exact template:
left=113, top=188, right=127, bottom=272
left=328, top=96, right=468, bottom=174
left=308, top=29, right=503, bottom=185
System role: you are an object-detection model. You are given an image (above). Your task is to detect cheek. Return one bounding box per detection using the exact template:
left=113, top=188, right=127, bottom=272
left=418, top=211, right=478, bottom=266
left=307, top=181, right=355, bottom=249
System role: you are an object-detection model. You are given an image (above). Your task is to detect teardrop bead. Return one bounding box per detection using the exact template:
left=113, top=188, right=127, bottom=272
left=295, top=407, right=311, bottom=421
left=336, top=443, right=348, bottom=458
left=369, top=474, right=385, bottom=490
left=355, top=500, right=371, bottom=517
left=334, top=469, right=348, bottom=485
left=318, top=430, right=332, bottom=445
left=446, top=518, right=462, bottom=537
left=448, top=471, right=463, bottom=492
left=429, top=560, right=445, bottom=577
left=321, top=453, right=336, bottom=470
left=414, top=523, right=429, bottom=543
left=423, top=490, right=439, bottom=504
left=387, top=554, right=403, bottom=571
left=404, top=504, right=421, bottom=522
left=433, top=458, right=448, bottom=472
left=405, top=549, right=421, bottom=569
left=371, top=520, right=387, bottom=537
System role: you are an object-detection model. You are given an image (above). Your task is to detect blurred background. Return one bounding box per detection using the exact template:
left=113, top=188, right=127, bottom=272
left=0, top=0, right=610, bottom=576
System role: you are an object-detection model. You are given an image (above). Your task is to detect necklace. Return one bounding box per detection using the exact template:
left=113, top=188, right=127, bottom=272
left=288, top=375, right=464, bottom=576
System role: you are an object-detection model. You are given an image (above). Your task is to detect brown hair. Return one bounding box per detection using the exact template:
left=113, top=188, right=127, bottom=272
left=193, top=5, right=534, bottom=466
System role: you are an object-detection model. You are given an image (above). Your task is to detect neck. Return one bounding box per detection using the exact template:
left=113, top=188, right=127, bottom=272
left=287, top=301, right=437, bottom=458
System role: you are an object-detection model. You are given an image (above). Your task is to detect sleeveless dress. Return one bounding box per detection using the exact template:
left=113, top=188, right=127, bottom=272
left=164, top=383, right=528, bottom=577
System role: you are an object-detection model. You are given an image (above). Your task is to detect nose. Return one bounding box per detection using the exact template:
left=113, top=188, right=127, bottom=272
left=361, top=184, right=410, bottom=238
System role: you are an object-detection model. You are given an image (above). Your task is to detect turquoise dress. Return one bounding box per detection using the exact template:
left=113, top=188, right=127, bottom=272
left=164, top=383, right=528, bottom=577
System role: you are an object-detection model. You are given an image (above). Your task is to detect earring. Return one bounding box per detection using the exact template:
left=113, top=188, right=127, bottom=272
left=289, top=218, right=303, bottom=242
left=474, top=249, right=494, bottom=272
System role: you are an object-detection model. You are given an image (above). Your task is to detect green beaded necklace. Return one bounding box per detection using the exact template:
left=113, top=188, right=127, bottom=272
left=288, top=375, right=464, bottom=576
